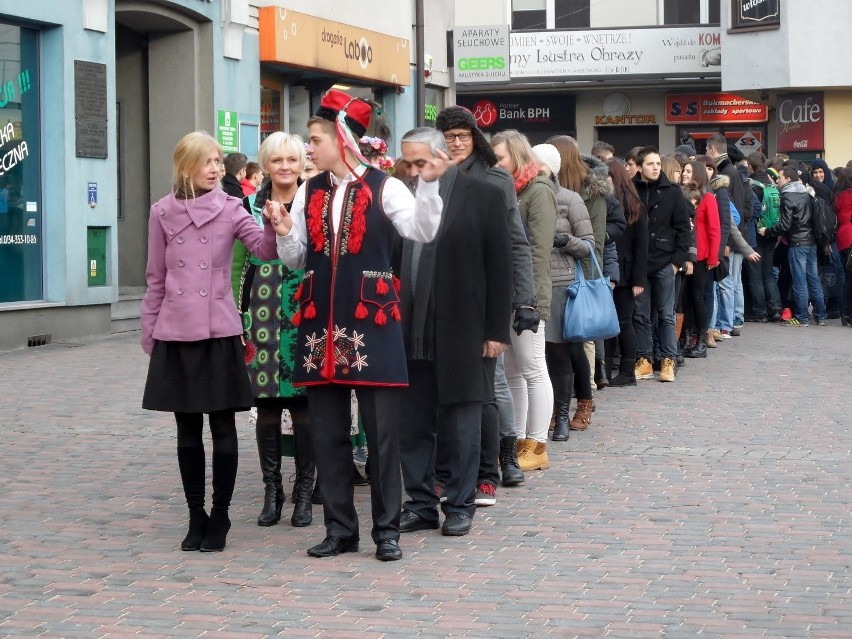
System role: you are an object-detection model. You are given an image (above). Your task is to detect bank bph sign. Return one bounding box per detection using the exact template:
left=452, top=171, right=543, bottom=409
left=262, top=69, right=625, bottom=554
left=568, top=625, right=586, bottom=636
left=453, top=25, right=510, bottom=84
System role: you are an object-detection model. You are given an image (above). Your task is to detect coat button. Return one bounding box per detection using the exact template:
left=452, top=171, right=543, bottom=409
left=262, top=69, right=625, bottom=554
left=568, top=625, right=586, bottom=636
left=651, top=233, right=656, bottom=238
left=176, top=236, right=185, bottom=244
left=168, top=228, right=175, bottom=236
left=159, top=209, right=165, bottom=216
left=199, top=288, right=208, bottom=297
left=199, top=261, right=208, bottom=269
left=178, top=259, right=185, bottom=267
left=177, top=288, right=184, bottom=295
left=200, top=235, right=208, bottom=244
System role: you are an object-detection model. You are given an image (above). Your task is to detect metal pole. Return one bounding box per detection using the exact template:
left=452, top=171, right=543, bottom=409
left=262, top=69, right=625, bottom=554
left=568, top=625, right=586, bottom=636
left=415, top=0, right=425, bottom=127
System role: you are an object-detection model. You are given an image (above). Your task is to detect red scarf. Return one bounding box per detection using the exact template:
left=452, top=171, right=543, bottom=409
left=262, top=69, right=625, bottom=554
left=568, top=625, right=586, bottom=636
left=513, top=162, right=541, bottom=194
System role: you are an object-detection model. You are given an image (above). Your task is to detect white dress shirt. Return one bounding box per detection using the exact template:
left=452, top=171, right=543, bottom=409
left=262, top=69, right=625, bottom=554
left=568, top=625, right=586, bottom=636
left=277, top=167, right=443, bottom=269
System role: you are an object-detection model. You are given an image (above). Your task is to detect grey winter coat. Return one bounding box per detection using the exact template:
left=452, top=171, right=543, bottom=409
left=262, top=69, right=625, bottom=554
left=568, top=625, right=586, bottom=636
left=549, top=176, right=594, bottom=287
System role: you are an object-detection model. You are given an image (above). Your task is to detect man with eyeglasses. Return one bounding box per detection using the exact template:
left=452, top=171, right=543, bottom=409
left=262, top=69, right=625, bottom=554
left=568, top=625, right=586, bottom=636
left=428, top=106, right=536, bottom=507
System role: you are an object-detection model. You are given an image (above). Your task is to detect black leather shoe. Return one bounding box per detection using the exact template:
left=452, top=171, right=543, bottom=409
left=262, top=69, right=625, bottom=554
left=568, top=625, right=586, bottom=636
left=306, top=536, right=359, bottom=557
left=399, top=510, right=439, bottom=533
left=442, top=512, right=473, bottom=537
left=375, top=539, right=403, bottom=561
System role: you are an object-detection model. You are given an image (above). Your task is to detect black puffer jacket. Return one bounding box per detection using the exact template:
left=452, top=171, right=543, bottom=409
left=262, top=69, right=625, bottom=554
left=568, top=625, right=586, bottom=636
left=766, top=182, right=815, bottom=246
left=632, top=171, right=691, bottom=274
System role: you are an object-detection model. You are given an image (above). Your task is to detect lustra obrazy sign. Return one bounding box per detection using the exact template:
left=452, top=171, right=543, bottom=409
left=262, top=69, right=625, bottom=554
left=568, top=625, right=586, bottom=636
left=510, top=27, right=722, bottom=79
left=453, top=25, right=510, bottom=84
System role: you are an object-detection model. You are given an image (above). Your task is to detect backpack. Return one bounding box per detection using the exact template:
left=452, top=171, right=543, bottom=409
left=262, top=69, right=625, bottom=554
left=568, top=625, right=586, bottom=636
left=728, top=199, right=741, bottom=227
left=750, top=179, right=781, bottom=230
left=811, top=195, right=838, bottom=246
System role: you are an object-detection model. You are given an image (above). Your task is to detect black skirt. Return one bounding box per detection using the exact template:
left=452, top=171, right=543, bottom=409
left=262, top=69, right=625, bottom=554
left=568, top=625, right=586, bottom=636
left=142, top=336, right=254, bottom=413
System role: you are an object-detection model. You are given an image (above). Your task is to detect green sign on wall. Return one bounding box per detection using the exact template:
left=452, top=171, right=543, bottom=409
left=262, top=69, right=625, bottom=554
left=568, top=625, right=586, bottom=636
left=217, top=110, right=239, bottom=153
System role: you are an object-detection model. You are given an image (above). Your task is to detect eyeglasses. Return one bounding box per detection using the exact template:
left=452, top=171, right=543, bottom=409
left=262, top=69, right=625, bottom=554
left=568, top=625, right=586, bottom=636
left=443, top=132, right=472, bottom=143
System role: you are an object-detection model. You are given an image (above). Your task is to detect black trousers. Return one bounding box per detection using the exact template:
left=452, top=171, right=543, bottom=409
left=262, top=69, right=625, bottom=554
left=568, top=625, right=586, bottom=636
left=400, top=360, right=482, bottom=521
left=606, top=286, right=638, bottom=375
left=306, top=385, right=401, bottom=544
left=683, top=260, right=710, bottom=332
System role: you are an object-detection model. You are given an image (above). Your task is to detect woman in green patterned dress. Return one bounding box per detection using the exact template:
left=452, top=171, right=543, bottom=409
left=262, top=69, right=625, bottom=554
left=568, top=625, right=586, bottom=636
left=232, top=132, right=317, bottom=527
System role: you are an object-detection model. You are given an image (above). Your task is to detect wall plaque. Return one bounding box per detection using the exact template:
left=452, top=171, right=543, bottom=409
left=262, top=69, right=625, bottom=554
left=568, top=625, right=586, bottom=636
left=75, top=60, right=108, bottom=158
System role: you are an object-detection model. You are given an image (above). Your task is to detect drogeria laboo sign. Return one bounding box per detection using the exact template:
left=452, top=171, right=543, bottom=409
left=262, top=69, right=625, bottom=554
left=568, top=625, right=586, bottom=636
left=730, top=0, right=780, bottom=30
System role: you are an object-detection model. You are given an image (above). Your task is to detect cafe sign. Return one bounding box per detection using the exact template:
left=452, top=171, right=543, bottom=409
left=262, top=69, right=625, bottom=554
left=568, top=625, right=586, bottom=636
left=776, top=93, right=824, bottom=153
left=258, top=7, right=410, bottom=86
left=730, top=0, right=781, bottom=30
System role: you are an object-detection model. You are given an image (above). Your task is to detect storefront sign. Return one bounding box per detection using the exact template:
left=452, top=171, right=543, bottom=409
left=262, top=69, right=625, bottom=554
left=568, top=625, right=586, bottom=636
left=665, top=93, right=768, bottom=124
left=510, top=27, right=721, bottom=79
left=259, top=7, right=410, bottom=86
left=74, top=60, right=108, bottom=159
left=217, top=110, right=239, bottom=154
left=734, top=131, right=762, bottom=155
left=457, top=94, right=575, bottom=134
left=453, top=25, right=510, bottom=84
left=595, top=114, right=657, bottom=125
left=776, top=93, right=824, bottom=152
left=88, top=182, right=98, bottom=208
left=730, top=0, right=780, bottom=30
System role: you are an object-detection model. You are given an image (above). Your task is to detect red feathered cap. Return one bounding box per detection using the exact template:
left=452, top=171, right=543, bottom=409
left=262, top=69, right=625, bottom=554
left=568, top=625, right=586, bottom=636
left=316, top=89, right=372, bottom=137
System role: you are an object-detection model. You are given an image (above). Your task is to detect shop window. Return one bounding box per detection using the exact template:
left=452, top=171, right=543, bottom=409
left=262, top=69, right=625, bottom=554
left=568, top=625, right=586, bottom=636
left=512, top=0, right=546, bottom=30
left=555, top=0, right=590, bottom=28
left=0, top=23, right=41, bottom=303
left=665, top=0, right=700, bottom=24
left=665, top=0, right=719, bottom=24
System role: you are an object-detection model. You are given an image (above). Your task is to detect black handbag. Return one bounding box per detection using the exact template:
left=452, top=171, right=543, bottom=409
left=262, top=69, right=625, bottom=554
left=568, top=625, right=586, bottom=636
left=712, top=257, right=729, bottom=282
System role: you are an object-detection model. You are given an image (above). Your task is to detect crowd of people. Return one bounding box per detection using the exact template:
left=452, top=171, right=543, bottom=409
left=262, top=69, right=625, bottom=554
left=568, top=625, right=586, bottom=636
left=140, top=91, right=852, bottom=561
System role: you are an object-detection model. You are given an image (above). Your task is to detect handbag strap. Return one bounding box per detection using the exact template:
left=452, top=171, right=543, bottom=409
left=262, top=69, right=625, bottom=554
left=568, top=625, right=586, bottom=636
left=585, top=240, right=603, bottom=279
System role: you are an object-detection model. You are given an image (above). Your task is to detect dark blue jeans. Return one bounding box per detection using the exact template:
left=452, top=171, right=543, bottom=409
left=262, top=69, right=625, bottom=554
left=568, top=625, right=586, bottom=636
left=788, top=245, right=826, bottom=323
left=633, top=264, right=677, bottom=359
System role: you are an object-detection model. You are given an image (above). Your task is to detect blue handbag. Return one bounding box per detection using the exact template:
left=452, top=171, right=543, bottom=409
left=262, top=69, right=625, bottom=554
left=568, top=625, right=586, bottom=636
left=562, top=241, right=620, bottom=341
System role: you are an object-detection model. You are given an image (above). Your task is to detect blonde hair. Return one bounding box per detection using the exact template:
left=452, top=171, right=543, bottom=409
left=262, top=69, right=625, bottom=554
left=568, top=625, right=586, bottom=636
left=173, top=131, right=222, bottom=197
left=257, top=131, right=307, bottom=174
left=490, top=129, right=536, bottom=174
left=661, top=156, right=682, bottom=184
left=547, top=135, right=588, bottom=193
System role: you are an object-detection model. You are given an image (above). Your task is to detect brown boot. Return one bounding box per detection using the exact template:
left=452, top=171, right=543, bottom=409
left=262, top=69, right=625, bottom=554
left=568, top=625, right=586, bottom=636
left=518, top=440, right=549, bottom=471
left=569, top=399, right=593, bottom=431
left=516, top=438, right=531, bottom=455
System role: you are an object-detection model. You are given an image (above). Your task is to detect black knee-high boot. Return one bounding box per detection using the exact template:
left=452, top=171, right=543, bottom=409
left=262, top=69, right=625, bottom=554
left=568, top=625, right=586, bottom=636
left=551, top=374, right=574, bottom=442
left=201, top=412, right=237, bottom=552
left=256, top=407, right=284, bottom=526
left=290, top=421, right=315, bottom=527
left=177, top=445, right=208, bottom=551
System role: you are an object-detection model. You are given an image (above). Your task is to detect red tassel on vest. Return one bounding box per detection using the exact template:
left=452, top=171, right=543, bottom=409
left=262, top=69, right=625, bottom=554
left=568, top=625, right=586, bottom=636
left=294, top=282, right=304, bottom=301
left=303, top=301, right=316, bottom=320
left=374, top=307, right=387, bottom=326
left=355, top=302, right=368, bottom=320
left=291, top=308, right=302, bottom=326
left=375, top=277, right=389, bottom=295
left=391, top=304, right=401, bottom=321
left=393, top=276, right=401, bottom=295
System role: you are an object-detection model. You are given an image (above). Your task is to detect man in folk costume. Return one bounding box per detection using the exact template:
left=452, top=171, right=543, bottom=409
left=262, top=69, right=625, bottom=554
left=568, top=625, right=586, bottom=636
left=396, top=128, right=513, bottom=537
left=269, top=90, right=450, bottom=561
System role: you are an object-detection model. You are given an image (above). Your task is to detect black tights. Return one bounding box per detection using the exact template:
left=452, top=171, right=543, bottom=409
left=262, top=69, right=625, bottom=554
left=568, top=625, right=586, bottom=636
left=545, top=341, right=592, bottom=400
left=175, top=411, right=238, bottom=512
left=175, top=410, right=238, bottom=455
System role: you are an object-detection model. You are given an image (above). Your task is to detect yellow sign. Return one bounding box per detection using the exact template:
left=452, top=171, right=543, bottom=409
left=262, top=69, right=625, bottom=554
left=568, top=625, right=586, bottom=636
left=259, top=7, right=410, bottom=86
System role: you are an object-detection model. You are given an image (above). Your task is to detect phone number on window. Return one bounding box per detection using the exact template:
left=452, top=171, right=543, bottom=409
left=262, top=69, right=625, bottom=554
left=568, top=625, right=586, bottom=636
left=0, top=234, right=38, bottom=245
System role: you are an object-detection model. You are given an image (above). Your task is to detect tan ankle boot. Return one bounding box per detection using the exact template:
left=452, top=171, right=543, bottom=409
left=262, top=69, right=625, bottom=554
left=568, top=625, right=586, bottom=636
left=516, top=438, right=531, bottom=455
left=518, top=440, right=549, bottom=471
left=569, top=399, right=593, bottom=431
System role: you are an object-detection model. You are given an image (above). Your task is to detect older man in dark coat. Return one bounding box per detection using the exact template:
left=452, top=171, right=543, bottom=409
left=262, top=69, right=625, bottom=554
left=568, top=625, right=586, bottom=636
left=396, top=128, right=513, bottom=537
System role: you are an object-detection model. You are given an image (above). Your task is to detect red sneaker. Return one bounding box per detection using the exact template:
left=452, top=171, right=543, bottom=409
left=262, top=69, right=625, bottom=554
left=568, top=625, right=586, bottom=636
left=781, top=307, right=792, bottom=321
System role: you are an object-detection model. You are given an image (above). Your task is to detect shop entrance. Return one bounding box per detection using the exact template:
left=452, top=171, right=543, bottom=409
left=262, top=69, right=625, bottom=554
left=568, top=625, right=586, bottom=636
left=114, top=3, right=208, bottom=289
left=594, top=126, right=659, bottom=158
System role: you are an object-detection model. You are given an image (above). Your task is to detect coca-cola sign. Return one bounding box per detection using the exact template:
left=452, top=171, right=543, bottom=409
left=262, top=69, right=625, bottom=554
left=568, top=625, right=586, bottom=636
left=731, top=0, right=780, bottom=30
left=776, top=93, right=824, bottom=153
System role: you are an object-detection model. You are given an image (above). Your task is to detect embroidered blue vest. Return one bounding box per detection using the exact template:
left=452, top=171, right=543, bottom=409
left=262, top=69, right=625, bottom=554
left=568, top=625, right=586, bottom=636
left=292, top=168, right=407, bottom=386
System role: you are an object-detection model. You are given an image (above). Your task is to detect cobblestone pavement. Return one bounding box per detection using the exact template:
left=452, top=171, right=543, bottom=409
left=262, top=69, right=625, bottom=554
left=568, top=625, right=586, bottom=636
left=0, top=323, right=850, bottom=638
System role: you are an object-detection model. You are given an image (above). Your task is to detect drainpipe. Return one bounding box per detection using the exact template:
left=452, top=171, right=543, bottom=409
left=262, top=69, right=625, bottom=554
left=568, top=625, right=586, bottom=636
left=415, top=0, right=425, bottom=127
